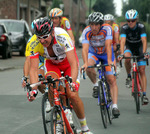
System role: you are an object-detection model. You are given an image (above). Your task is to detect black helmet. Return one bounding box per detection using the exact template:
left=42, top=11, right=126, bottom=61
left=88, top=12, right=104, bottom=25
left=34, top=17, right=53, bottom=36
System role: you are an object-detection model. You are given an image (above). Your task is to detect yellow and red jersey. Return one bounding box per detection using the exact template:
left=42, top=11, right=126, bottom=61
left=60, top=17, right=72, bottom=31
left=112, top=22, right=120, bottom=45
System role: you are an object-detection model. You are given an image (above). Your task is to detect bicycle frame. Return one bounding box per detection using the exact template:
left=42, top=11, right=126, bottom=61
left=30, top=76, right=75, bottom=134
left=132, top=60, right=141, bottom=95
left=52, top=82, right=74, bottom=133
left=97, top=66, right=112, bottom=109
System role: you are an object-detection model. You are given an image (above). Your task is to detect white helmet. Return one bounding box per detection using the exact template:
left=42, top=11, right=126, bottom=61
left=125, top=9, right=139, bottom=20
left=104, top=14, right=114, bottom=21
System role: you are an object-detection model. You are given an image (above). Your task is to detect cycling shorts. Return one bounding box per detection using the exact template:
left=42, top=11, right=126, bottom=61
left=88, top=47, right=115, bottom=75
left=44, top=58, right=80, bottom=90
left=124, top=47, right=146, bottom=66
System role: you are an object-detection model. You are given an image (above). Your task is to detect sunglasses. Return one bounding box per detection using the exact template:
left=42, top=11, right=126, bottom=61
left=127, top=19, right=136, bottom=23
left=37, top=33, right=51, bottom=40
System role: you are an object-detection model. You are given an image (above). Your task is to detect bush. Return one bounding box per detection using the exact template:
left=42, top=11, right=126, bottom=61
left=144, top=23, right=150, bottom=42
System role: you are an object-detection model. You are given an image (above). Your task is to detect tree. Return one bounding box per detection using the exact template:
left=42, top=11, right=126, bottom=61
left=122, top=0, right=150, bottom=22
left=92, top=0, right=115, bottom=16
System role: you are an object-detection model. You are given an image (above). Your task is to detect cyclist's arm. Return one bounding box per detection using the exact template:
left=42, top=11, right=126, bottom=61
left=66, top=49, right=78, bottom=83
left=141, top=36, right=147, bottom=53
left=67, top=30, right=75, bottom=45
left=29, top=57, right=39, bottom=89
left=23, top=56, right=30, bottom=77
left=82, top=43, right=89, bottom=66
left=120, top=36, right=126, bottom=55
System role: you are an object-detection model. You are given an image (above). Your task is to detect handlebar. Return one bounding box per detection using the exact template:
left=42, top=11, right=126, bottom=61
left=119, top=55, right=149, bottom=67
left=81, top=64, right=115, bottom=79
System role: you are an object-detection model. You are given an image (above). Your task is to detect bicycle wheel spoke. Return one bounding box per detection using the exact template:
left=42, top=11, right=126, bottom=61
left=133, top=72, right=140, bottom=114
left=50, top=106, right=67, bottom=134
left=41, top=92, right=51, bottom=134
left=98, top=81, right=107, bottom=128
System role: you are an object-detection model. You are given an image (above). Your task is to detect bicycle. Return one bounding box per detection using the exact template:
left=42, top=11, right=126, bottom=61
left=82, top=63, right=115, bottom=129
left=28, top=75, right=81, bottom=134
left=120, top=55, right=149, bottom=114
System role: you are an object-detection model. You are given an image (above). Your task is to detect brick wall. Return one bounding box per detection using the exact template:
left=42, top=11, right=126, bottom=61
left=0, top=0, right=17, bottom=19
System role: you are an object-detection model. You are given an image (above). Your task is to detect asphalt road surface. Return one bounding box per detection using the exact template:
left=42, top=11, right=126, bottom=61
left=0, top=50, right=150, bottom=134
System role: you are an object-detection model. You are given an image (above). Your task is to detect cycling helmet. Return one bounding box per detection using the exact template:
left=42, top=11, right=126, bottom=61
left=34, top=17, right=53, bottom=36
left=88, top=12, right=104, bottom=25
left=31, top=18, right=41, bottom=30
left=104, top=14, right=114, bottom=21
left=125, top=9, right=139, bottom=20
left=49, top=8, right=63, bottom=17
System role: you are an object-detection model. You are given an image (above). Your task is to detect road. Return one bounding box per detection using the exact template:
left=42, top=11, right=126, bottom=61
left=0, top=50, right=150, bottom=134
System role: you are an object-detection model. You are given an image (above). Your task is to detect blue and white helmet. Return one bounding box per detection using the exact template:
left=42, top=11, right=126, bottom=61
left=125, top=9, right=139, bottom=20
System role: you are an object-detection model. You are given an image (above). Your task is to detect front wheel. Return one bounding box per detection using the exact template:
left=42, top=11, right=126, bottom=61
left=41, top=92, right=51, bottom=134
left=133, top=72, right=140, bottom=114
left=50, top=106, right=67, bottom=134
left=98, top=81, right=107, bottom=128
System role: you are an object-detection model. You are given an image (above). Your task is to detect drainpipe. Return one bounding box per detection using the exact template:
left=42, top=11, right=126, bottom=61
left=17, top=0, right=20, bottom=20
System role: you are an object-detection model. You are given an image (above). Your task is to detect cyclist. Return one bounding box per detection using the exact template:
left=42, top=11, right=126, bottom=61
left=81, top=12, right=120, bottom=117
left=28, top=17, right=92, bottom=134
left=104, top=14, right=120, bottom=75
left=49, top=8, right=75, bottom=45
left=118, top=9, right=149, bottom=104
left=22, top=19, right=45, bottom=94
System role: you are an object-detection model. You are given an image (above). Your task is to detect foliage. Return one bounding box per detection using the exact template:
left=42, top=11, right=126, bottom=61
left=51, top=0, right=63, bottom=9
left=144, top=22, right=150, bottom=42
left=92, top=0, right=115, bottom=16
left=122, top=0, right=150, bottom=22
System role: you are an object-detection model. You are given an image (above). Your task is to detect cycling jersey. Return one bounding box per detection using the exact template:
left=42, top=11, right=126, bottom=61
left=26, top=34, right=44, bottom=57
left=120, top=22, right=147, bottom=66
left=82, top=23, right=113, bottom=55
left=112, top=22, right=120, bottom=45
left=120, top=22, right=146, bottom=48
left=60, top=17, right=72, bottom=31
left=25, top=34, right=44, bottom=69
left=82, top=24, right=115, bottom=75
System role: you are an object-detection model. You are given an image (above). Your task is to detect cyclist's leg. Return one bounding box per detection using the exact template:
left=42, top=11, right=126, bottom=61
left=62, top=61, right=91, bottom=133
left=137, top=58, right=149, bottom=104
left=86, top=52, right=100, bottom=98
left=103, top=50, right=120, bottom=117
left=124, top=49, right=132, bottom=87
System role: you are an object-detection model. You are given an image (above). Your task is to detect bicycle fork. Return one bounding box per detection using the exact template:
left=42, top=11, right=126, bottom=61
left=132, top=63, right=141, bottom=96
left=53, top=88, right=74, bottom=134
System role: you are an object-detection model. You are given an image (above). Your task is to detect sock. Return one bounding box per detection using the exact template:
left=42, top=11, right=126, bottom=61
left=79, top=117, right=89, bottom=132
left=93, top=82, right=98, bottom=87
left=143, top=92, right=146, bottom=96
left=112, top=104, right=118, bottom=109
left=127, top=74, right=131, bottom=78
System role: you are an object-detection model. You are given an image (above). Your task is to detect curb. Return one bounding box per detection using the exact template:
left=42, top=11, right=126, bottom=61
left=0, top=66, right=15, bottom=71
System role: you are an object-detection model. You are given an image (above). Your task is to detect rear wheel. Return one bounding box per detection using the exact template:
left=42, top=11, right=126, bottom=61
left=50, top=106, right=67, bottom=134
left=133, top=72, right=140, bottom=114
left=98, top=81, right=107, bottom=128
left=42, top=92, right=51, bottom=134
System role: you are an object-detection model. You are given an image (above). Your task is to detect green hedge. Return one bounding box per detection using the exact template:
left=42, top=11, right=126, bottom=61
left=144, top=23, right=150, bottom=42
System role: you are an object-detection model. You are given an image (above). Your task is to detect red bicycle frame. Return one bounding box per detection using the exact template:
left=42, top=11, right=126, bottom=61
left=53, top=87, right=74, bottom=134
left=132, top=62, right=141, bottom=95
